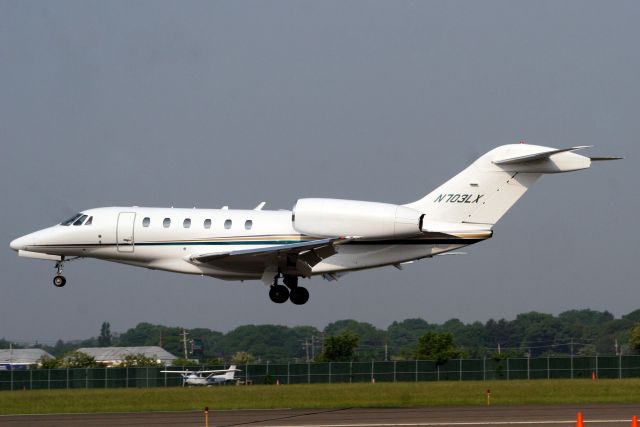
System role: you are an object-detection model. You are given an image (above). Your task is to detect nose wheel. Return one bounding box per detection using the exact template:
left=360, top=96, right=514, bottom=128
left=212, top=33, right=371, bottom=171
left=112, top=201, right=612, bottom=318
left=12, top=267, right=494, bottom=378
left=53, top=260, right=67, bottom=288
left=53, top=275, right=66, bottom=287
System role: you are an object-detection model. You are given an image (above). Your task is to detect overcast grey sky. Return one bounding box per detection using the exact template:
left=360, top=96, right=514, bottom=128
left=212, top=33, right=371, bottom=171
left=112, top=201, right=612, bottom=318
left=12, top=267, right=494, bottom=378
left=1, top=1, right=638, bottom=343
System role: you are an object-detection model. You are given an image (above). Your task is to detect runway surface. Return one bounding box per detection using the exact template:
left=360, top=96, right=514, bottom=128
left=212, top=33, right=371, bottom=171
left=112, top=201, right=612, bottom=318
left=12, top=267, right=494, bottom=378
left=1, top=405, right=639, bottom=427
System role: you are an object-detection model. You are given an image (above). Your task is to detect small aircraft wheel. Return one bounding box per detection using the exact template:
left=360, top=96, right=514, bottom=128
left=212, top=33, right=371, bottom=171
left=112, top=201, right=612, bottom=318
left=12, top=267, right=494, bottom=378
left=289, top=286, right=309, bottom=305
left=269, top=285, right=289, bottom=304
left=53, top=275, right=66, bottom=288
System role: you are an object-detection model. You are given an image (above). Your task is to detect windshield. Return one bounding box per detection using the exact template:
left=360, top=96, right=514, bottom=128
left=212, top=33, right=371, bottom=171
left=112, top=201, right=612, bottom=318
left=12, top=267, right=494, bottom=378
left=72, top=215, right=88, bottom=226
left=60, top=213, right=83, bottom=226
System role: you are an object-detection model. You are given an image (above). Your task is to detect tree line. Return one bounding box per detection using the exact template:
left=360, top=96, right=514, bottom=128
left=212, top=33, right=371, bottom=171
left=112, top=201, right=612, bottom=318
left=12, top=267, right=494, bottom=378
left=3, top=308, right=640, bottom=364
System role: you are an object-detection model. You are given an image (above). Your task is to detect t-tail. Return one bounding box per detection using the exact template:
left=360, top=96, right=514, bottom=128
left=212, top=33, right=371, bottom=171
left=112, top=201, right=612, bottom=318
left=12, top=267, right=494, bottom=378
left=404, top=144, right=621, bottom=228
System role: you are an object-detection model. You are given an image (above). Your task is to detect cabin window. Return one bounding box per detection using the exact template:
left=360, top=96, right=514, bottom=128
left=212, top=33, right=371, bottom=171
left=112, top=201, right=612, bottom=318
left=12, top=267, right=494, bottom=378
left=84, top=216, right=93, bottom=226
left=245, top=220, right=253, bottom=230
left=203, top=219, right=211, bottom=229
left=73, top=215, right=88, bottom=226
left=163, top=218, right=171, bottom=228
left=224, top=219, right=232, bottom=229
left=142, top=217, right=150, bottom=227
left=61, top=213, right=82, bottom=226
left=183, top=218, right=191, bottom=228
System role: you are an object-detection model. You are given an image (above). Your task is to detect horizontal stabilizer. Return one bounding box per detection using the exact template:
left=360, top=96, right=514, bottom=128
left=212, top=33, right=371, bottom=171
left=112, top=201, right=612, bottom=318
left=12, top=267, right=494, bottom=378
left=493, top=146, right=591, bottom=165
left=590, top=156, right=624, bottom=161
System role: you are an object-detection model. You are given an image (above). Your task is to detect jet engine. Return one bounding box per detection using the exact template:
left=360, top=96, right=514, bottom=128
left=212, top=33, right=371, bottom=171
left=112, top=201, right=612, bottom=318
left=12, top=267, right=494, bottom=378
left=292, top=198, right=423, bottom=239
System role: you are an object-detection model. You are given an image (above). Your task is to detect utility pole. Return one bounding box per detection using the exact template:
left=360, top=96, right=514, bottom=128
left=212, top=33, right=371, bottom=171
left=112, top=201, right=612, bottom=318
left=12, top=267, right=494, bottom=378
left=159, top=329, right=163, bottom=348
left=310, top=335, right=323, bottom=360
left=570, top=338, right=574, bottom=380
left=384, top=343, right=388, bottom=361
left=615, top=338, right=619, bottom=356
left=181, top=329, right=189, bottom=359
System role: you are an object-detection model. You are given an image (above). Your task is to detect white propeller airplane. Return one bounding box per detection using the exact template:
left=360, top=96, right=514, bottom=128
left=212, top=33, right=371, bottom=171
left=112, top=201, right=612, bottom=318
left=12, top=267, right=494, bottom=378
left=161, top=365, right=240, bottom=386
left=10, top=143, right=619, bottom=305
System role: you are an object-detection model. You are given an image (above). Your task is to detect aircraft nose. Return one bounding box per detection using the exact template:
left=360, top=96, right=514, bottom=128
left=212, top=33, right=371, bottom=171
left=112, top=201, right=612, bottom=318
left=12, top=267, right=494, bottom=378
left=10, top=236, right=28, bottom=252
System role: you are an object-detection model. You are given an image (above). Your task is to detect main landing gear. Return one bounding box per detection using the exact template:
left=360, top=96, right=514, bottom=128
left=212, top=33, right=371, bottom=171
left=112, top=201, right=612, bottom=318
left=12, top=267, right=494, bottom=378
left=53, top=259, right=66, bottom=288
left=268, top=275, right=310, bottom=305
left=268, top=284, right=289, bottom=304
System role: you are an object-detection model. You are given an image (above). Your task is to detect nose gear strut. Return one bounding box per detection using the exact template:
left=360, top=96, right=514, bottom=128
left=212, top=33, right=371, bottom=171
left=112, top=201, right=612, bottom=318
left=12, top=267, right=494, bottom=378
left=53, top=258, right=66, bottom=287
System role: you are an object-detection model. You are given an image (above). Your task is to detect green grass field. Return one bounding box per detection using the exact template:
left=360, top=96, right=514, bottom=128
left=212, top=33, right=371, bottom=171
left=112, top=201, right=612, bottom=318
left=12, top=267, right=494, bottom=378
left=1, top=380, right=639, bottom=415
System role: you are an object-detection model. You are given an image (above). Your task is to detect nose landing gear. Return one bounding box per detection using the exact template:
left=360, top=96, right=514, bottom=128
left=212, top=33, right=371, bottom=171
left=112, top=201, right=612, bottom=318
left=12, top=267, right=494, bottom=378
left=53, top=259, right=66, bottom=288
left=53, top=275, right=66, bottom=287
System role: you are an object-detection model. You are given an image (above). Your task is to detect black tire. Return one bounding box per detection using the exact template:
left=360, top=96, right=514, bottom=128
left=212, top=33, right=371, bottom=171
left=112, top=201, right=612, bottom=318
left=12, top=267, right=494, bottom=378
left=268, top=285, right=289, bottom=304
left=53, top=275, right=66, bottom=288
left=289, top=286, right=309, bottom=305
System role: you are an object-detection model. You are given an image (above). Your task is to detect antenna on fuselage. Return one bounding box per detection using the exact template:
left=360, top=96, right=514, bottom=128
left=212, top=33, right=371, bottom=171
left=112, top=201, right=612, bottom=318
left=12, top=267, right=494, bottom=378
left=254, top=202, right=266, bottom=210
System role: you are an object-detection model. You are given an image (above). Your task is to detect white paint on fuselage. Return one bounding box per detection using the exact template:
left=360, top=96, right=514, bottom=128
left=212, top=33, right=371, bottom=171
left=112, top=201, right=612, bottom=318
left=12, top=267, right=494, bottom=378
left=11, top=206, right=478, bottom=281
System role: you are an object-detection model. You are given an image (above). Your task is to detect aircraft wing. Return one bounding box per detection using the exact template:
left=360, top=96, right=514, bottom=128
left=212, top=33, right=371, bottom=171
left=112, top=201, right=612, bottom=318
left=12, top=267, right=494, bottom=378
left=190, top=237, right=349, bottom=277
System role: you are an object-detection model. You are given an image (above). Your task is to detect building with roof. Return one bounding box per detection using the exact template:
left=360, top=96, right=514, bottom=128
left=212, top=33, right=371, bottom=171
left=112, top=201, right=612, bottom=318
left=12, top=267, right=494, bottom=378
left=76, top=346, right=177, bottom=366
left=0, top=348, right=53, bottom=370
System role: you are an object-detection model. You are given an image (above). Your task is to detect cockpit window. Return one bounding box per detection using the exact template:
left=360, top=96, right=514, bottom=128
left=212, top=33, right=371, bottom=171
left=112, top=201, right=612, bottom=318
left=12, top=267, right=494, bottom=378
left=73, top=215, right=88, bottom=226
left=84, top=216, right=93, bottom=226
left=61, top=213, right=83, bottom=226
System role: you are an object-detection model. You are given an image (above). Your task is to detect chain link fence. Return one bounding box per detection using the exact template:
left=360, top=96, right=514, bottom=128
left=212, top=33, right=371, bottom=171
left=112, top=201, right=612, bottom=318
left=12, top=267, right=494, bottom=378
left=1, top=355, right=639, bottom=391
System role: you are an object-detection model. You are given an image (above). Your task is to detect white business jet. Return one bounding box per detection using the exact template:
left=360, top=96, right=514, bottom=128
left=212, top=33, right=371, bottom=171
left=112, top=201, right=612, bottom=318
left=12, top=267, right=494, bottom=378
left=161, top=365, right=240, bottom=386
left=10, top=144, right=619, bottom=305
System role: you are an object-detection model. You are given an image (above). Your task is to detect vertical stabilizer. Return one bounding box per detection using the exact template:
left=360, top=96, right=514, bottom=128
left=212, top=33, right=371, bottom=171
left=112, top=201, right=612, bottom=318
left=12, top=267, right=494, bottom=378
left=225, top=365, right=237, bottom=380
left=404, top=144, right=593, bottom=226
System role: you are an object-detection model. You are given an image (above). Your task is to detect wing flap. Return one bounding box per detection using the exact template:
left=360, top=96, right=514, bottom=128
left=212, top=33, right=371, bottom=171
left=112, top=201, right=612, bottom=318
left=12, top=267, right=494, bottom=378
left=190, top=238, right=350, bottom=277
left=190, top=238, right=337, bottom=264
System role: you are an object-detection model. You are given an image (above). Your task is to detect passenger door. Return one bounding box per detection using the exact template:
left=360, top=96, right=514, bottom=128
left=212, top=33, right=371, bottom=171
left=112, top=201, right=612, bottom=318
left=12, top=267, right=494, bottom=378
left=116, top=212, right=136, bottom=252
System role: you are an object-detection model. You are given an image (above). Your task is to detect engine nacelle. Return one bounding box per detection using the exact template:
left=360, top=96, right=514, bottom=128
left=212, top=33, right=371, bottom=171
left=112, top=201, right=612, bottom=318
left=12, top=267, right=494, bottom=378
left=292, top=198, right=423, bottom=239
